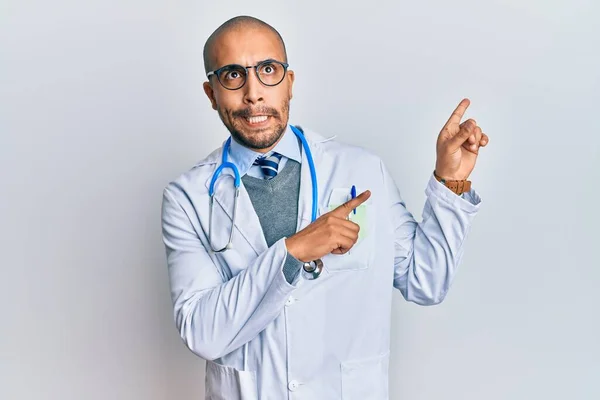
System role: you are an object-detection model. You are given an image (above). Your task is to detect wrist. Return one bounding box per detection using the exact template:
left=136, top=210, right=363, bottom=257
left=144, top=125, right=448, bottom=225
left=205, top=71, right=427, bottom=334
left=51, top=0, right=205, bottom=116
left=433, top=170, right=472, bottom=195
left=285, top=237, right=305, bottom=262
left=433, top=169, right=468, bottom=181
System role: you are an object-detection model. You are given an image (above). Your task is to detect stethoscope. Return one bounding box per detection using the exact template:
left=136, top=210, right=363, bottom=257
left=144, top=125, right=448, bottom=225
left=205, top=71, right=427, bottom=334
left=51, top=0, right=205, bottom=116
left=208, top=125, right=324, bottom=280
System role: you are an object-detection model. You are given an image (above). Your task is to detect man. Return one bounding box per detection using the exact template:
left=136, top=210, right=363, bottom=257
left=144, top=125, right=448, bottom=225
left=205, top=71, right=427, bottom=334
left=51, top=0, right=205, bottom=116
left=161, top=15, right=489, bottom=400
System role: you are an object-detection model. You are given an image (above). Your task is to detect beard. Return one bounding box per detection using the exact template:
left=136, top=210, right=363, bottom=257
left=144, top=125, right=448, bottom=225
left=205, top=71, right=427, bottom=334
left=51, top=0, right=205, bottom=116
left=218, top=100, right=290, bottom=150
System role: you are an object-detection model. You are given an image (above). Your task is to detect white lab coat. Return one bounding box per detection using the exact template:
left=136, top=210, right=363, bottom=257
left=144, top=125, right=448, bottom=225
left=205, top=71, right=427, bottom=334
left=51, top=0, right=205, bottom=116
left=161, top=127, right=481, bottom=400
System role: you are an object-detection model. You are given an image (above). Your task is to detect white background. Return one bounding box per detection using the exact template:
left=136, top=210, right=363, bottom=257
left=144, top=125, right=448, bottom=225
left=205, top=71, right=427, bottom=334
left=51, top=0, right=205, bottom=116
left=2, top=0, right=599, bottom=399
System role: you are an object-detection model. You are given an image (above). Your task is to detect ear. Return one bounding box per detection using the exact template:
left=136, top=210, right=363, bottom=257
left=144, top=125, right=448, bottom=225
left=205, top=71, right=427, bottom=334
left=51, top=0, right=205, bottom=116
left=203, top=81, right=218, bottom=110
left=286, top=70, right=295, bottom=100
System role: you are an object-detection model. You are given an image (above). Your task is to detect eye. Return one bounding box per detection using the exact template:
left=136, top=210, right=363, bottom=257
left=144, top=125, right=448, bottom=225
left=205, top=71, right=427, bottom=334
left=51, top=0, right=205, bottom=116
left=219, top=66, right=245, bottom=82
left=225, top=70, right=241, bottom=80
left=260, top=62, right=278, bottom=75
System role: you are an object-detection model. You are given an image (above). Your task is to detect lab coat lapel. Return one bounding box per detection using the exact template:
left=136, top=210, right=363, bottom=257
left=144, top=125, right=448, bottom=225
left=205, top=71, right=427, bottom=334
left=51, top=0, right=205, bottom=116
left=296, top=134, right=335, bottom=232
left=204, top=148, right=268, bottom=257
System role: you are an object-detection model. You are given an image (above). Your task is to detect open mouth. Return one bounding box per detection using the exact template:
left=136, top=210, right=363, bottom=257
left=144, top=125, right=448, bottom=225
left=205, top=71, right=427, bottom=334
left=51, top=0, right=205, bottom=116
left=244, top=115, right=270, bottom=125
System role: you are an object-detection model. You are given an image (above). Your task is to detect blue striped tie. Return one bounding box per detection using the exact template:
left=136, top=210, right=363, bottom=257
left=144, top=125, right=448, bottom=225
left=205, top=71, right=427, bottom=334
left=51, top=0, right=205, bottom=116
left=253, top=152, right=283, bottom=179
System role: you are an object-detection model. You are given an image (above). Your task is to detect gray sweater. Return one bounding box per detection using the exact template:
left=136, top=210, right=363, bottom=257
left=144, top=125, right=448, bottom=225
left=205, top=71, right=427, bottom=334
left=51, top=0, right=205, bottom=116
left=242, top=159, right=304, bottom=283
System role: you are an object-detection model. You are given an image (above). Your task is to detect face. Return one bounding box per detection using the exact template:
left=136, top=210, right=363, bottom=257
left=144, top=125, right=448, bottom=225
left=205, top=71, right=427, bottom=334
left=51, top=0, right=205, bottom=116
left=203, top=27, right=295, bottom=153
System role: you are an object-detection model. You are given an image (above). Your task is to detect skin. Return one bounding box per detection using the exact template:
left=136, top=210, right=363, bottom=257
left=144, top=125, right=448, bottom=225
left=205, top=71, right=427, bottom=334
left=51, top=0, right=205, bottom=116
left=285, top=191, right=372, bottom=261
left=203, top=26, right=294, bottom=153
left=203, top=24, right=490, bottom=262
left=435, top=98, right=490, bottom=180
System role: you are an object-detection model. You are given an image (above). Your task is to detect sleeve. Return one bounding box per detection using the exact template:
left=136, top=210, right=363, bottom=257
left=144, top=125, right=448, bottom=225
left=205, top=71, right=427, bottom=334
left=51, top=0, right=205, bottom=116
left=161, top=186, right=298, bottom=360
left=380, top=161, right=482, bottom=305
left=282, top=253, right=303, bottom=283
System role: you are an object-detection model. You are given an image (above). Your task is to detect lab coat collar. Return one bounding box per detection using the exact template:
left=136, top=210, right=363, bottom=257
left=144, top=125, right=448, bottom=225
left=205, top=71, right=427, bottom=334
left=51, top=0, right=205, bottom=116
left=201, top=126, right=335, bottom=256
left=197, top=126, right=332, bottom=168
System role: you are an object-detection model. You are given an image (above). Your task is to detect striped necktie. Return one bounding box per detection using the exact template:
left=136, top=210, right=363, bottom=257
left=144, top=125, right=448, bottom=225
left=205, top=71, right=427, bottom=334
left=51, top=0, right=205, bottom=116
left=253, top=152, right=283, bottom=179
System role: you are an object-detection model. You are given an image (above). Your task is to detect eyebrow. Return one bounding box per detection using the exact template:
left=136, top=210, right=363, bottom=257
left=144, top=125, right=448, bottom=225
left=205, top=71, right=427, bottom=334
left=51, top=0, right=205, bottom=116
left=220, top=58, right=280, bottom=69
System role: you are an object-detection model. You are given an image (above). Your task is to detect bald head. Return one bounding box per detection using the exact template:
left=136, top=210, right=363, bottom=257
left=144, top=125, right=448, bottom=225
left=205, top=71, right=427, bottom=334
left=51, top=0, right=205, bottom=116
left=203, top=16, right=288, bottom=75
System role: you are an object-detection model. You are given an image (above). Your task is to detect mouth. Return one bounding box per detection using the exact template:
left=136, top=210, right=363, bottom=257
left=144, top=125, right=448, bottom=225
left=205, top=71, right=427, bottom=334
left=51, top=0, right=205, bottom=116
left=243, top=115, right=271, bottom=126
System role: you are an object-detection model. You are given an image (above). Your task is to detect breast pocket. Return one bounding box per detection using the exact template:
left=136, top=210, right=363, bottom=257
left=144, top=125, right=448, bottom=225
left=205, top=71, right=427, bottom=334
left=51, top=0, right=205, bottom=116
left=319, top=201, right=375, bottom=272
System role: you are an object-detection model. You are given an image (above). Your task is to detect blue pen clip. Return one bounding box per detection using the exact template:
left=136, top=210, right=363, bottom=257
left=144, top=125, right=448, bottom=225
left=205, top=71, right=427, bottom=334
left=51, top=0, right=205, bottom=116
left=350, top=185, right=357, bottom=214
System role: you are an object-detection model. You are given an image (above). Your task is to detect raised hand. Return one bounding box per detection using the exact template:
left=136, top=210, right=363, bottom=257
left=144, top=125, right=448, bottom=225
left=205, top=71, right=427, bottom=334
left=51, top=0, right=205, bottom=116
left=435, top=98, right=490, bottom=180
left=285, top=190, right=371, bottom=262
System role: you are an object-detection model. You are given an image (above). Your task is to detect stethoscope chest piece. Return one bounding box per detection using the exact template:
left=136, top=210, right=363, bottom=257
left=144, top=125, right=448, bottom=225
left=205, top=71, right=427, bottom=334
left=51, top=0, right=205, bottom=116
left=302, top=258, right=324, bottom=280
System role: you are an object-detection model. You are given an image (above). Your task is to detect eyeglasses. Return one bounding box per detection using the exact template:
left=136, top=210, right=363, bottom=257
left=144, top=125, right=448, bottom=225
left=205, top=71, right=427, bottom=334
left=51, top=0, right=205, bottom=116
left=206, top=59, right=289, bottom=90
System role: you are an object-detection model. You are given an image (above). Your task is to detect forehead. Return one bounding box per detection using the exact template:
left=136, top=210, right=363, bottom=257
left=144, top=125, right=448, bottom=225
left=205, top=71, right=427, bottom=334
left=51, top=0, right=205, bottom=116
left=211, top=27, right=285, bottom=68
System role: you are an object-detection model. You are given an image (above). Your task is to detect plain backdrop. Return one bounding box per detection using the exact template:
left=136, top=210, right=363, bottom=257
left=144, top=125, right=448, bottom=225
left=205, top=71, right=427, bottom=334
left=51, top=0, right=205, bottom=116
left=1, top=1, right=599, bottom=399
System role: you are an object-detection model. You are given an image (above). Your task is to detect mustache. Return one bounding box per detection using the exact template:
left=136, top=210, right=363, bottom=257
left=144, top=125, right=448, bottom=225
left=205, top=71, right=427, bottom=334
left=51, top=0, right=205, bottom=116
left=232, top=107, right=279, bottom=119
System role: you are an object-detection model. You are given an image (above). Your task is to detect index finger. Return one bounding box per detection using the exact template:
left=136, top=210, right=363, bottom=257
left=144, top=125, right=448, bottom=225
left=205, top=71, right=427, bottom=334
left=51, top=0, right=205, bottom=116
left=443, top=98, right=470, bottom=130
left=330, top=190, right=371, bottom=217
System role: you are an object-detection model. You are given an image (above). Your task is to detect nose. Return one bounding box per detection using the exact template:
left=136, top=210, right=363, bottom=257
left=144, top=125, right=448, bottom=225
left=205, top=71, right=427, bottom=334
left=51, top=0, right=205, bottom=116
left=242, top=67, right=264, bottom=105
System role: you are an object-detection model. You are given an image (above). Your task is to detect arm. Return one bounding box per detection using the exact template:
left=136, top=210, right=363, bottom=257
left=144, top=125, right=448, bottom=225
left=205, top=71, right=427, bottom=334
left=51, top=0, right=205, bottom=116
left=387, top=98, right=488, bottom=304
left=161, top=187, right=296, bottom=361
left=381, top=162, right=481, bottom=305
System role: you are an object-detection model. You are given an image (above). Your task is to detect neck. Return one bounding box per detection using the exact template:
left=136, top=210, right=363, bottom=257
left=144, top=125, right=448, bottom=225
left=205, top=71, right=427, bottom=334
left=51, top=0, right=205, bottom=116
left=252, top=144, right=277, bottom=154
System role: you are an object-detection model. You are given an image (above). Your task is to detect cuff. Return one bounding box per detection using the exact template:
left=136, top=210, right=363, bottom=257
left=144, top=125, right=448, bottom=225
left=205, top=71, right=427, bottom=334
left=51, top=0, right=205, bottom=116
left=282, top=252, right=303, bottom=284
left=263, top=238, right=302, bottom=299
left=425, top=173, right=482, bottom=213
left=282, top=238, right=303, bottom=286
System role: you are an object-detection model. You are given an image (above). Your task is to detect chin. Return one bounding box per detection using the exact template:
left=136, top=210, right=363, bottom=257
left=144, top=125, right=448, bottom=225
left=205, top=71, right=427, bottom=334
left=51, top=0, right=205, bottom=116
left=231, top=122, right=286, bottom=150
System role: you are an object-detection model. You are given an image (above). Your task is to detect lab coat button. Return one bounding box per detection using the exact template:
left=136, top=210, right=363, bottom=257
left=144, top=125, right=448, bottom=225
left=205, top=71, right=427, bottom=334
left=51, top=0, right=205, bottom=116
left=285, top=296, right=296, bottom=307
left=288, top=380, right=299, bottom=391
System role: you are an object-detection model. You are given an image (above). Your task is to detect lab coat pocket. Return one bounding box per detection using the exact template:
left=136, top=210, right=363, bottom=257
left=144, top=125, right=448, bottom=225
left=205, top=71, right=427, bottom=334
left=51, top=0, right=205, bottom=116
left=205, top=361, right=258, bottom=400
left=341, top=352, right=389, bottom=400
left=319, top=202, right=374, bottom=272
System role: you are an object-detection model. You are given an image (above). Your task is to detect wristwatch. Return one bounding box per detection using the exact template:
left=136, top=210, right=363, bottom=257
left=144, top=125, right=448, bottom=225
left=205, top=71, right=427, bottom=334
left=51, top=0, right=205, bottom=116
left=433, top=170, right=471, bottom=195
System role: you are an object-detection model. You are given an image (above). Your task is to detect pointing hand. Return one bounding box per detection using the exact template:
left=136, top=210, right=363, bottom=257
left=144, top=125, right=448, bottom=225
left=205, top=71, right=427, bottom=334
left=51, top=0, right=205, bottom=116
left=434, top=98, right=490, bottom=180
left=285, top=190, right=371, bottom=262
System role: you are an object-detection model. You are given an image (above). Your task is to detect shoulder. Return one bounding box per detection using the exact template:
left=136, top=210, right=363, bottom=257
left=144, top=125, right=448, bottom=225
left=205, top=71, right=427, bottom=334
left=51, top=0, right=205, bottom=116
left=301, top=126, right=384, bottom=169
left=162, top=144, right=223, bottom=202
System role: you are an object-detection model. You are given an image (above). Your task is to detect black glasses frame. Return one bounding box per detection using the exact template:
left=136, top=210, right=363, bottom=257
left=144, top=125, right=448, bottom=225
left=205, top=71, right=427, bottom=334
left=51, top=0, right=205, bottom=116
left=206, top=59, right=289, bottom=90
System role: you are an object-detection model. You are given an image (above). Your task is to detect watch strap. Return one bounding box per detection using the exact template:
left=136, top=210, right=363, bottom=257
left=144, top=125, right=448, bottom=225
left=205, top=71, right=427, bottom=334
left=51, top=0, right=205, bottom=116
left=433, top=170, right=471, bottom=195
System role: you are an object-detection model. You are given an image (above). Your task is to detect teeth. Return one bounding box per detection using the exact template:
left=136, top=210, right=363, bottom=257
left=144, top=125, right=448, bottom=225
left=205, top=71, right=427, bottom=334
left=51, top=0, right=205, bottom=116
left=246, top=115, right=268, bottom=124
